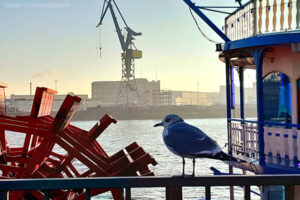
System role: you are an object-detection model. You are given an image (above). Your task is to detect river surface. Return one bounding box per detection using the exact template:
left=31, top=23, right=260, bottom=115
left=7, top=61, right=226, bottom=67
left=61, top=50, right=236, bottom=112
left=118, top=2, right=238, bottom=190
left=73, top=118, right=260, bottom=200
left=6, top=118, right=260, bottom=200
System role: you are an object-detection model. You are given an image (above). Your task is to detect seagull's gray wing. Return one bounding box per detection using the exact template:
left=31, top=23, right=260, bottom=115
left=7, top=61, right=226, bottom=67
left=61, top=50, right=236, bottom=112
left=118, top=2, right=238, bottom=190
left=163, top=122, right=221, bottom=157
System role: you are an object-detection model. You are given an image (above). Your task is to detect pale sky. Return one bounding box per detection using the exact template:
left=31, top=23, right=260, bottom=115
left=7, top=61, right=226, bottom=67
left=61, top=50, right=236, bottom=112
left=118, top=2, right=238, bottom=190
left=0, top=0, right=256, bottom=97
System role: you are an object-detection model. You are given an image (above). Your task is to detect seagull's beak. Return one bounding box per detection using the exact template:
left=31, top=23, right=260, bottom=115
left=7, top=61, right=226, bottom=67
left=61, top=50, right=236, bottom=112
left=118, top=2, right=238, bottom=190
left=154, top=122, right=163, bottom=127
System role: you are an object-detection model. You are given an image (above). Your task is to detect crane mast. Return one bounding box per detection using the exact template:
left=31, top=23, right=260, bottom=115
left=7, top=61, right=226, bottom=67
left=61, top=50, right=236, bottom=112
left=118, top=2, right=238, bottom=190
left=97, top=0, right=142, bottom=106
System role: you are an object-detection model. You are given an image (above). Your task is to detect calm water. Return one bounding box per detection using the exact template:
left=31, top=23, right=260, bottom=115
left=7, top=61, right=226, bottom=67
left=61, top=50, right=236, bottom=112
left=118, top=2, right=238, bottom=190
left=71, top=118, right=260, bottom=200
left=6, top=118, right=260, bottom=200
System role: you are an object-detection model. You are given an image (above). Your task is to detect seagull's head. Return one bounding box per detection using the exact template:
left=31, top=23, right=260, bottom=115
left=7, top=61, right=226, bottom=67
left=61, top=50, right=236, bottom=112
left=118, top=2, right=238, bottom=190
left=154, top=114, right=184, bottom=128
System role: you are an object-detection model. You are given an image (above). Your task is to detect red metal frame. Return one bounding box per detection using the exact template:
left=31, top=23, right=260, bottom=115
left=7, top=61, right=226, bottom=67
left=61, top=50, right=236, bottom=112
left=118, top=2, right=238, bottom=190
left=0, top=86, right=157, bottom=200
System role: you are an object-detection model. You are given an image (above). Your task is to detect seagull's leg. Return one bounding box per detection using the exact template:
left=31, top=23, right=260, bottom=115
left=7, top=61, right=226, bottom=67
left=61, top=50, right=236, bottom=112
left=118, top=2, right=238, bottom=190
left=192, top=158, right=196, bottom=177
left=182, top=157, right=185, bottom=176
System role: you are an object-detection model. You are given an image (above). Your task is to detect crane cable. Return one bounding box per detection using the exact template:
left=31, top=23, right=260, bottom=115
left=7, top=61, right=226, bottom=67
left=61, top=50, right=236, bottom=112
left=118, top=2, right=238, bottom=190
left=99, top=28, right=102, bottom=59
left=189, top=8, right=220, bottom=44
left=98, top=0, right=108, bottom=59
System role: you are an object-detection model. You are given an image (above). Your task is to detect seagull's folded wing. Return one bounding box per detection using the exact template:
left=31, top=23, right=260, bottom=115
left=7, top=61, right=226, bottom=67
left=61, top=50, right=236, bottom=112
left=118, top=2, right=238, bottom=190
left=164, top=123, right=221, bottom=156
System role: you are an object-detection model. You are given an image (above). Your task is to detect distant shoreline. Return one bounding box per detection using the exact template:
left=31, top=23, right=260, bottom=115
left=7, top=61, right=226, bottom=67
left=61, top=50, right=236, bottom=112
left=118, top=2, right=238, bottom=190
left=7, top=105, right=257, bottom=121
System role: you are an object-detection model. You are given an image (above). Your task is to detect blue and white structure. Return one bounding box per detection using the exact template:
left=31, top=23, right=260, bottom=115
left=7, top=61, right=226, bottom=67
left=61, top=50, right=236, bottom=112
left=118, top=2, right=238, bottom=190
left=184, top=0, right=300, bottom=199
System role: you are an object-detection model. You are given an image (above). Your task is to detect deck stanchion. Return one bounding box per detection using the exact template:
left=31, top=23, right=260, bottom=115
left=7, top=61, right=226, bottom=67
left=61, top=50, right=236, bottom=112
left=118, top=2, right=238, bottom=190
left=226, top=57, right=234, bottom=200
left=166, top=187, right=183, bottom=200
left=85, top=188, right=91, bottom=200
left=285, top=185, right=294, bottom=200
left=251, top=48, right=265, bottom=165
left=205, top=186, right=211, bottom=200
left=43, top=190, right=50, bottom=200
left=244, top=186, right=250, bottom=200
left=229, top=166, right=234, bottom=200
left=0, top=191, right=8, bottom=200
left=125, top=188, right=131, bottom=200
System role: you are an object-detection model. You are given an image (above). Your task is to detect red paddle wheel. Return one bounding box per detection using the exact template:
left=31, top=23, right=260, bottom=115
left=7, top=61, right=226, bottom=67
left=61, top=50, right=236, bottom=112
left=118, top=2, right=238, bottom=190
left=0, top=83, right=157, bottom=200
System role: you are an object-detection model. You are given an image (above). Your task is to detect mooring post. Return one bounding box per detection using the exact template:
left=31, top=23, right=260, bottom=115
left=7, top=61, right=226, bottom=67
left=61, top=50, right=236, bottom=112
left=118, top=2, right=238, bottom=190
left=166, top=187, right=183, bottom=200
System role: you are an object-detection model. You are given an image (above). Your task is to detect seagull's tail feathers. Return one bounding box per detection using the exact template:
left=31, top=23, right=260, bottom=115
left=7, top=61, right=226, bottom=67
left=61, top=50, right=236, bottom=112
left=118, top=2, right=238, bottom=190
left=211, top=151, right=246, bottom=163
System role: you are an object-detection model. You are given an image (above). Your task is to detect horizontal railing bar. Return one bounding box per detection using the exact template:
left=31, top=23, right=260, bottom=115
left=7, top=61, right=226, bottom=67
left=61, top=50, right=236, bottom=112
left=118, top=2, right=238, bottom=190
left=1, top=175, right=300, bottom=191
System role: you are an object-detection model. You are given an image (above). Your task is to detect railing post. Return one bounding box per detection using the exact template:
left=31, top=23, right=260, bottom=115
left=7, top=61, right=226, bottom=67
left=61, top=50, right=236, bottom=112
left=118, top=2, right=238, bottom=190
left=85, top=188, right=91, bottom=200
left=229, top=166, right=235, bottom=200
left=44, top=190, right=50, bottom=200
left=166, top=187, right=183, bottom=200
left=205, top=186, right=211, bottom=200
left=226, top=58, right=233, bottom=154
left=285, top=185, right=294, bottom=200
left=0, top=191, right=8, bottom=200
left=238, top=67, right=245, bottom=120
left=251, top=48, right=265, bottom=165
left=125, top=188, right=131, bottom=200
left=244, top=186, right=251, bottom=200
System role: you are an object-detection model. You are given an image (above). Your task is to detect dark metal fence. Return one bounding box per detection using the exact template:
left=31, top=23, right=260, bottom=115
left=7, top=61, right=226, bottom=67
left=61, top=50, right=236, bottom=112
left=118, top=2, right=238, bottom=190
left=1, top=175, right=300, bottom=200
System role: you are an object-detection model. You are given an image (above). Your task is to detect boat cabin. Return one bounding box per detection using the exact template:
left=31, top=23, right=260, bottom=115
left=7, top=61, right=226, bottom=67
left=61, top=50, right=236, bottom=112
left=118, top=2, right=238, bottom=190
left=216, top=0, right=300, bottom=199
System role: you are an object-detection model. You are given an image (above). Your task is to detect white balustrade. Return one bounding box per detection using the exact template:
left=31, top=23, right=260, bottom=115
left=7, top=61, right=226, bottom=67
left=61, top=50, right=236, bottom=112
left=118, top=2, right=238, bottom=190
left=225, top=0, right=300, bottom=41
left=225, top=3, right=255, bottom=40
left=230, top=122, right=258, bottom=158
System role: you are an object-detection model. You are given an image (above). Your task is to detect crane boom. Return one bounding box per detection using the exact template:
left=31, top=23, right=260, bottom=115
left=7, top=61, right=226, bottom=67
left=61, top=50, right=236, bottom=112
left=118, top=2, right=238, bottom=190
left=96, top=0, right=141, bottom=52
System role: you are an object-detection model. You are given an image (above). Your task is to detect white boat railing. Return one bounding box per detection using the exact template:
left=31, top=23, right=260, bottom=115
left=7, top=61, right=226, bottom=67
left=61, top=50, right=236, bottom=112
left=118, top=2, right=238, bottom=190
left=229, top=121, right=259, bottom=159
left=225, top=0, right=300, bottom=41
left=230, top=119, right=300, bottom=165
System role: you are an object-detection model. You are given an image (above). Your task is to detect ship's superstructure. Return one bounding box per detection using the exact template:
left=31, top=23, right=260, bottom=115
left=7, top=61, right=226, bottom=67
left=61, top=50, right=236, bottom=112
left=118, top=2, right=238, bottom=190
left=184, top=0, right=300, bottom=199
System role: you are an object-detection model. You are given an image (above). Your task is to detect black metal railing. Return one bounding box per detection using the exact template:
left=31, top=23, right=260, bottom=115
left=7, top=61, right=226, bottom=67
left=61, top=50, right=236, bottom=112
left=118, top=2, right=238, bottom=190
left=1, top=175, right=300, bottom=200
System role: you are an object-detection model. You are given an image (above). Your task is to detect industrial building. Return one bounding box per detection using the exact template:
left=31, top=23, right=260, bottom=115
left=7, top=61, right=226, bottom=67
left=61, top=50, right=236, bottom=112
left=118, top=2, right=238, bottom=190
left=7, top=93, right=91, bottom=113
left=91, top=78, right=160, bottom=106
left=6, top=82, right=257, bottom=114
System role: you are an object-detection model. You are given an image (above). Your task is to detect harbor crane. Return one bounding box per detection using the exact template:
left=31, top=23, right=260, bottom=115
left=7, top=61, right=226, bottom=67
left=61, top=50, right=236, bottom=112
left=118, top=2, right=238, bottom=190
left=97, top=0, right=142, bottom=106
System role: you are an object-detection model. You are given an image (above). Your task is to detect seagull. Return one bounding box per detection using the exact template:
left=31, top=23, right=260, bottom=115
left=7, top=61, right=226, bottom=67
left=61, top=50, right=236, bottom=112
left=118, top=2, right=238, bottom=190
left=154, top=114, right=245, bottom=176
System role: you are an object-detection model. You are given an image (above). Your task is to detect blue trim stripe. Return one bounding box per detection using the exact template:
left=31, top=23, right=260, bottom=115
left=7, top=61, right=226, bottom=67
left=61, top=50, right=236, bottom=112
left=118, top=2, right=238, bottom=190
left=224, top=32, right=300, bottom=50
